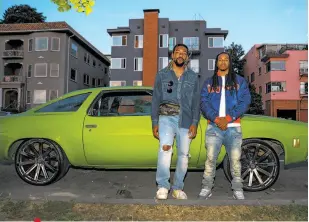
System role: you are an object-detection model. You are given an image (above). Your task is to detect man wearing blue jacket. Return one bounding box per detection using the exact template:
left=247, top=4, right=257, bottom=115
left=151, top=44, right=200, bottom=200
left=198, top=52, right=251, bottom=200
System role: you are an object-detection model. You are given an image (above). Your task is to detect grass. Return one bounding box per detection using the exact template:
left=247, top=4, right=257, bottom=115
left=0, top=199, right=307, bottom=221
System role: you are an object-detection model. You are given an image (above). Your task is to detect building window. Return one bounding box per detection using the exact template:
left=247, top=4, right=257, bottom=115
left=84, top=52, right=90, bottom=64
left=259, top=67, right=262, bottom=75
left=159, top=34, right=168, bottom=48
left=35, top=37, right=48, bottom=51
left=300, top=82, right=308, bottom=95
left=111, top=58, right=126, bottom=69
left=189, top=59, right=199, bottom=73
left=299, top=61, right=308, bottom=74
left=159, top=57, right=168, bottom=70
left=208, top=37, right=224, bottom=48
left=112, top=35, right=127, bottom=46
left=34, top=63, right=48, bottom=77
left=183, top=37, right=199, bottom=50
left=134, top=58, right=143, bottom=71
left=51, top=37, right=60, bottom=51
left=33, top=90, right=46, bottom=104
left=266, top=82, right=286, bottom=93
left=26, top=91, right=31, bottom=104
left=169, top=37, right=176, bottom=51
left=134, top=35, right=143, bottom=48
left=133, top=80, right=142, bottom=86
left=251, top=72, right=255, bottom=82
left=97, top=79, right=102, bottom=86
left=92, top=78, right=96, bottom=87
left=208, top=59, right=215, bottom=70
left=50, top=63, right=59, bottom=77
left=49, top=90, right=58, bottom=101
left=83, top=74, right=90, bottom=85
left=259, top=86, right=262, bottom=94
left=28, top=39, right=33, bottom=52
left=27, top=64, right=32, bottom=78
left=70, top=68, right=77, bottom=81
left=110, top=81, right=126, bottom=87
left=104, top=67, right=108, bottom=74
left=71, top=43, right=78, bottom=57
left=266, top=61, right=286, bottom=72
left=93, top=59, right=96, bottom=67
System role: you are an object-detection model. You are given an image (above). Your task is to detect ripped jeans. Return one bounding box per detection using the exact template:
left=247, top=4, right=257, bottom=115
left=202, top=123, right=243, bottom=191
left=156, top=115, right=192, bottom=191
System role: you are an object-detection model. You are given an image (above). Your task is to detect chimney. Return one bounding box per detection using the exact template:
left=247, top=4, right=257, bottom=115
left=142, top=9, right=160, bottom=87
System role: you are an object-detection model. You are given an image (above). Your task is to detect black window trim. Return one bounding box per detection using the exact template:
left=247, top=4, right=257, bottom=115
left=86, top=89, right=153, bottom=117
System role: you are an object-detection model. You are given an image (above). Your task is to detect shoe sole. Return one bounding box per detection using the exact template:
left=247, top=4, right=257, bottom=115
left=233, top=195, right=244, bottom=200
left=198, top=193, right=212, bottom=199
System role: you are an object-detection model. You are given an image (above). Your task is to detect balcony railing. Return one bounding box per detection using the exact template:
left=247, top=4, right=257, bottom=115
left=3, top=50, right=24, bottom=58
left=1, top=75, right=24, bottom=83
left=299, top=68, right=308, bottom=75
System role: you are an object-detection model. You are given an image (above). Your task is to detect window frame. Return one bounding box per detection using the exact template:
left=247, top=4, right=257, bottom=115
left=208, top=37, right=224, bottom=48
left=35, top=37, right=48, bottom=51
left=87, top=90, right=153, bottom=117
left=112, top=35, right=127, bottom=46
left=35, top=92, right=91, bottom=113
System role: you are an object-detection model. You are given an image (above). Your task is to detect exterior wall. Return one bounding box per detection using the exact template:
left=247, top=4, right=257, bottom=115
left=109, top=13, right=226, bottom=87
left=0, top=31, right=109, bottom=111
left=143, top=11, right=159, bottom=86
left=66, top=37, right=109, bottom=93
left=269, top=51, right=308, bottom=100
left=243, top=45, right=308, bottom=122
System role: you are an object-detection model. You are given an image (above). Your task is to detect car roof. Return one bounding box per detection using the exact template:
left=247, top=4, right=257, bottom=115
left=63, top=86, right=153, bottom=97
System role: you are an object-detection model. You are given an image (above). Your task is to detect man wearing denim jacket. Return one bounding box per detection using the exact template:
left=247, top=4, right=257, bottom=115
left=151, top=44, right=200, bottom=200
left=198, top=52, right=251, bottom=200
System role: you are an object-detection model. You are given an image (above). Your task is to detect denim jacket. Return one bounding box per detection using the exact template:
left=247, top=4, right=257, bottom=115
left=151, top=66, right=201, bottom=129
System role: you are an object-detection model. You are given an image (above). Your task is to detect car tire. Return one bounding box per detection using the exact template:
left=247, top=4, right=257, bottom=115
left=15, top=139, right=70, bottom=186
left=223, top=139, right=280, bottom=192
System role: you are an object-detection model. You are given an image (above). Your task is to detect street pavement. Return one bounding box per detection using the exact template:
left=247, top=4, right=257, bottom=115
left=0, top=163, right=307, bottom=205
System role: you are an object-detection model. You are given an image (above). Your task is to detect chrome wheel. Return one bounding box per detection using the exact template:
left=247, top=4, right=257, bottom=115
left=15, top=139, right=68, bottom=185
left=223, top=139, right=280, bottom=192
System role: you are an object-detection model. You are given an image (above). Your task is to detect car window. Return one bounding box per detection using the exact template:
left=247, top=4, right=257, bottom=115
left=36, top=93, right=91, bottom=113
left=89, top=91, right=152, bottom=117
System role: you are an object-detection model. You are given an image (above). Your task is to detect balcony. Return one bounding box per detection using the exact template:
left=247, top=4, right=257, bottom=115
left=1, top=75, right=24, bottom=83
left=258, top=44, right=308, bottom=62
left=3, top=50, right=24, bottom=58
left=168, top=44, right=201, bottom=55
left=3, top=39, right=24, bottom=59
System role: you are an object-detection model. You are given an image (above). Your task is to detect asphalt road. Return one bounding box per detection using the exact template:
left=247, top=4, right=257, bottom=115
left=0, top=164, right=307, bottom=205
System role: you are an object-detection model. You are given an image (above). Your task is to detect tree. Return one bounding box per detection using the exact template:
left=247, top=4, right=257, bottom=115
left=247, top=84, right=264, bottom=115
left=51, top=0, right=95, bottom=15
left=0, top=4, right=46, bottom=24
left=225, top=42, right=264, bottom=115
left=224, top=42, right=246, bottom=76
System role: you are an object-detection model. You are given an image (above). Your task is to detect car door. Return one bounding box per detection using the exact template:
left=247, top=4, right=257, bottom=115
left=83, top=89, right=159, bottom=167
left=82, top=88, right=202, bottom=168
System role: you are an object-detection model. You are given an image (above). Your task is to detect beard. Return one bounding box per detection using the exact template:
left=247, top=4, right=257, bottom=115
left=174, top=57, right=185, bottom=67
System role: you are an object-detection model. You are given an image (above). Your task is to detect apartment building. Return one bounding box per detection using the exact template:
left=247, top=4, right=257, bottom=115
left=0, top=22, right=110, bottom=112
left=244, top=44, right=308, bottom=122
left=107, top=9, right=228, bottom=87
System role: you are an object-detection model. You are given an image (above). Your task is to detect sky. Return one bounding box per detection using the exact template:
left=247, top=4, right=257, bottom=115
left=1, top=0, right=308, bottom=55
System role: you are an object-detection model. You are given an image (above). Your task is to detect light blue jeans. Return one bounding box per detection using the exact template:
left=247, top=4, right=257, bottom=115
left=202, top=123, right=243, bottom=191
left=156, top=115, right=192, bottom=190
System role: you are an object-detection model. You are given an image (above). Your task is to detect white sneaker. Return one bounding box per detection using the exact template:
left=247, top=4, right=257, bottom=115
left=233, top=190, right=245, bottom=200
left=198, top=188, right=212, bottom=199
left=156, top=187, right=169, bottom=200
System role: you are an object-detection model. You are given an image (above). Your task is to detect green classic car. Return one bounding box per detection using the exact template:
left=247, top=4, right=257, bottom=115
left=0, top=87, right=307, bottom=192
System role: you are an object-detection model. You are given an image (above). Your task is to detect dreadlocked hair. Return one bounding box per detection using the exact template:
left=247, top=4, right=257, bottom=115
left=211, top=52, right=238, bottom=95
